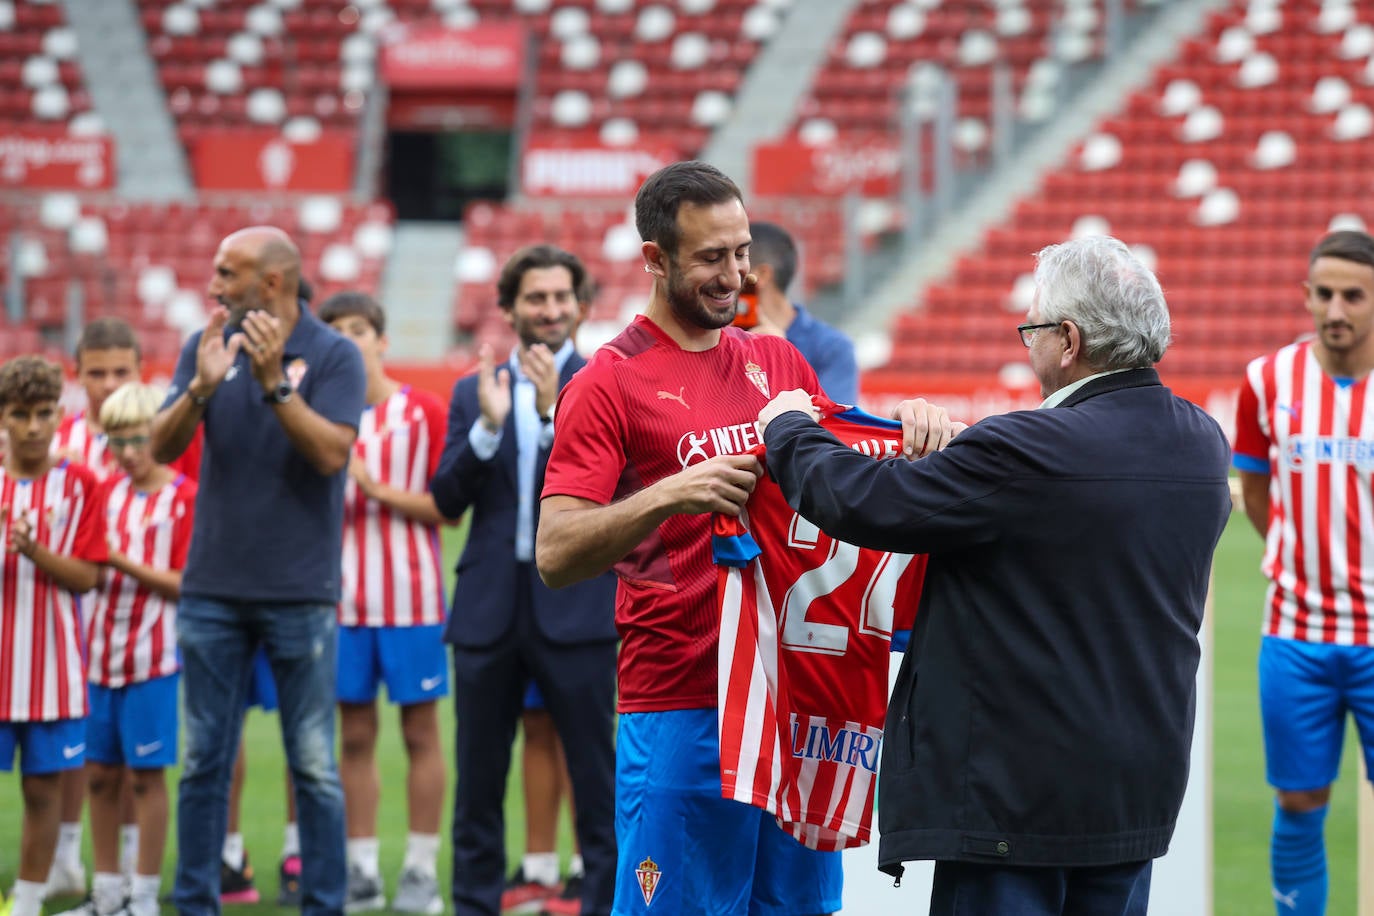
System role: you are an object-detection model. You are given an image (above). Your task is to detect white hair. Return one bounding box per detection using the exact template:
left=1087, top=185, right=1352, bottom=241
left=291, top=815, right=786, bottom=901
left=1033, top=236, right=1171, bottom=370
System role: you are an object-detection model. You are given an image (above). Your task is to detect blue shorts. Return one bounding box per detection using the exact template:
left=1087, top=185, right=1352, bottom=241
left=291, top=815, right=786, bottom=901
left=246, top=646, right=278, bottom=711
left=524, top=681, right=545, bottom=710
left=0, top=718, right=87, bottom=774
left=1259, top=636, right=1374, bottom=790
left=87, top=674, right=180, bottom=769
left=337, top=624, right=448, bottom=706
left=613, top=709, right=842, bottom=916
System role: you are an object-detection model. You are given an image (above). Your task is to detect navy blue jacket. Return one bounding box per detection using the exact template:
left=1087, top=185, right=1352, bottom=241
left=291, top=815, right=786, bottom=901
left=763, top=369, right=1232, bottom=871
left=430, top=354, right=617, bottom=648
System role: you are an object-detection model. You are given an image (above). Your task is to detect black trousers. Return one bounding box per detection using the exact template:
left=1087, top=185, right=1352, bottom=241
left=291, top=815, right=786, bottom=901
left=449, top=567, right=618, bottom=916
left=929, top=859, right=1153, bottom=916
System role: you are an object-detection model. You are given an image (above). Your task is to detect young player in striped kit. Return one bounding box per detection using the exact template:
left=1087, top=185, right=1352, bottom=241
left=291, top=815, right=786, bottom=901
left=320, top=292, right=452, bottom=915
left=49, top=319, right=184, bottom=899
left=53, top=319, right=201, bottom=485
left=56, top=383, right=195, bottom=916
left=52, top=319, right=141, bottom=482
left=1235, top=230, right=1374, bottom=916
left=0, top=356, right=107, bottom=916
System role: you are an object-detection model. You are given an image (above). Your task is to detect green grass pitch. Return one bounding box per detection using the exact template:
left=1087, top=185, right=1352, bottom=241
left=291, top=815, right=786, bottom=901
left=0, top=512, right=1364, bottom=913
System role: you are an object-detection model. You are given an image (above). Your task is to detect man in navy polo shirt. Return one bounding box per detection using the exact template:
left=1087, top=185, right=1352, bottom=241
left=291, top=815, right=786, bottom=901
left=152, top=226, right=365, bottom=916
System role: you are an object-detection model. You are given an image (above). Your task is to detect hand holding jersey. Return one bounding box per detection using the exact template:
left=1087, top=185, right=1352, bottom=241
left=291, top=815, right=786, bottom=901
left=889, top=397, right=960, bottom=458
left=757, top=389, right=819, bottom=430
left=660, top=454, right=763, bottom=518
left=759, top=390, right=961, bottom=459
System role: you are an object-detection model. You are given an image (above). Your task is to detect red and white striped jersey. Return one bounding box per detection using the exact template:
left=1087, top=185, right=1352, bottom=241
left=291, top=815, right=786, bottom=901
left=88, top=474, right=196, bottom=687
left=53, top=410, right=204, bottom=484
left=715, top=405, right=925, bottom=851
left=53, top=410, right=116, bottom=480
left=339, top=386, right=447, bottom=627
left=0, top=460, right=108, bottom=721
left=1235, top=339, right=1374, bottom=645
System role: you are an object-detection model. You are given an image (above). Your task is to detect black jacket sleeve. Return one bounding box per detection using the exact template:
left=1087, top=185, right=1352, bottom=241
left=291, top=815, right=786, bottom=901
left=763, top=410, right=1018, bottom=555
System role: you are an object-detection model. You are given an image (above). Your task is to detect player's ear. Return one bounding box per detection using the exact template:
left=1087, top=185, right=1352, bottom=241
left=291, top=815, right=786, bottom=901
left=642, top=242, right=667, bottom=279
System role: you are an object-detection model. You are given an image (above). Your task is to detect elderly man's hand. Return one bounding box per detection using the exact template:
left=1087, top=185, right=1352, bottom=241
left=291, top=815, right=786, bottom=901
left=892, top=398, right=957, bottom=458
left=758, top=389, right=820, bottom=436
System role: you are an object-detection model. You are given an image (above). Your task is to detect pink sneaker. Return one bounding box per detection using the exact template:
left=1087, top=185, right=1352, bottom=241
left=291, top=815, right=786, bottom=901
left=220, top=851, right=261, bottom=905
left=277, top=855, right=303, bottom=907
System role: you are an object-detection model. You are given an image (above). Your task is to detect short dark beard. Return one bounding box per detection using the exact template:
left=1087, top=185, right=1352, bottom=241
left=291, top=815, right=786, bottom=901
left=224, top=286, right=267, bottom=332
left=665, top=257, right=735, bottom=331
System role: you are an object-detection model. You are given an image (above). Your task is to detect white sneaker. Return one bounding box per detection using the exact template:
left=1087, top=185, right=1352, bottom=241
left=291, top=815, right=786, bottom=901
left=392, top=867, right=443, bottom=915
left=52, top=897, right=129, bottom=916
left=44, top=860, right=88, bottom=900
left=343, top=866, right=386, bottom=913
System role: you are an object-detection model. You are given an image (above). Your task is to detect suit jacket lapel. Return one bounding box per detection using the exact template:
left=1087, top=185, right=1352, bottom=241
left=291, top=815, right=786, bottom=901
left=560, top=352, right=586, bottom=389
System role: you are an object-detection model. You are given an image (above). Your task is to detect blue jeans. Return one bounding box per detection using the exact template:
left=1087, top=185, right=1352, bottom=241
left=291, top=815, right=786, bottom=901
left=173, top=598, right=345, bottom=916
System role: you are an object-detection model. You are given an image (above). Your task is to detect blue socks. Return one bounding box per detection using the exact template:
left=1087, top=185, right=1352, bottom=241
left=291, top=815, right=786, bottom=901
left=1270, top=803, right=1327, bottom=915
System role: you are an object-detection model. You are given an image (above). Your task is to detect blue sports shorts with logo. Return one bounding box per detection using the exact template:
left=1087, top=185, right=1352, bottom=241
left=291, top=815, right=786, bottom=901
left=245, top=645, right=278, bottom=711
left=1259, top=635, right=1374, bottom=790
left=87, top=673, right=180, bottom=769
left=337, top=624, right=448, bottom=706
left=0, top=718, right=87, bottom=774
left=612, top=708, right=842, bottom=916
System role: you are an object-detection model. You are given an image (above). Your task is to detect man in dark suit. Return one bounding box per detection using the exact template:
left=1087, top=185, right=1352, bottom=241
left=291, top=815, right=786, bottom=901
left=756, top=235, right=1233, bottom=915
left=430, top=245, right=617, bottom=916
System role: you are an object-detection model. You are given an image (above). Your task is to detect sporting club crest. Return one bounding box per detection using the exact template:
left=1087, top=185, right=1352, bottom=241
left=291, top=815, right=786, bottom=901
left=286, top=358, right=309, bottom=389
left=635, top=855, right=661, bottom=907
left=744, top=360, right=770, bottom=398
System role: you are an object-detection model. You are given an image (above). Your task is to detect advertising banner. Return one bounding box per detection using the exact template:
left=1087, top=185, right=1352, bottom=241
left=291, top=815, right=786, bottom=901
left=0, top=130, right=114, bottom=189
left=522, top=138, right=680, bottom=198
left=381, top=23, right=526, bottom=90
left=192, top=131, right=354, bottom=191
left=753, top=138, right=900, bottom=197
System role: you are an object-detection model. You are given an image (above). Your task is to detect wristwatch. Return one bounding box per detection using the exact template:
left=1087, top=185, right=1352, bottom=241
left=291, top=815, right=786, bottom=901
left=264, top=379, right=294, bottom=405
left=540, top=406, right=554, bottom=425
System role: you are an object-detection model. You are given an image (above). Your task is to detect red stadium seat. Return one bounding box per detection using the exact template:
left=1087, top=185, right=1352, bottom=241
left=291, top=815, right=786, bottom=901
left=880, top=0, right=1374, bottom=380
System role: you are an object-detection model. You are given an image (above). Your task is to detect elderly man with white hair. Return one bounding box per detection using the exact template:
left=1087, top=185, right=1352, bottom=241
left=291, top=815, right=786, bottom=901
left=757, top=235, right=1233, bottom=916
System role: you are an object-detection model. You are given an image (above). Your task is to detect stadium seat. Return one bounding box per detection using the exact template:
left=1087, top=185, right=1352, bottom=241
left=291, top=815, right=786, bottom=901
left=883, top=0, right=1374, bottom=380
left=0, top=0, right=92, bottom=128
